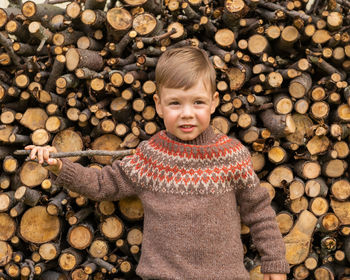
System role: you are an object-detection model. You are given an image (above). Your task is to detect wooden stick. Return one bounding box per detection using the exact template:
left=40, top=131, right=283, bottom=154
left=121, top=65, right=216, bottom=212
left=14, top=149, right=135, bottom=158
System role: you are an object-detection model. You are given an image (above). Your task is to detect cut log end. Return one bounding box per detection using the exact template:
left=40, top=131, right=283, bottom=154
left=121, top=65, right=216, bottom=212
left=39, top=242, right=59, bottom=261
left=68, top=225, right=94, bottom=250
left=21, top=1, right=36, bottom=18
left=106, top=8, right=132, bottom=31
left=118, top=196, right=144, bottom=221
left=248, top=34, right=269, bottom=55
left=20, top=206, right=60, bottom=244
left=100, top=216, right=124, bottom=240
left=215, top=29, right=235, bottom=48
left=58, top=249, right=81, bottom=271
left=89, top=239, right=109, bottom=258
left=0, top=213, right=16, bottom=241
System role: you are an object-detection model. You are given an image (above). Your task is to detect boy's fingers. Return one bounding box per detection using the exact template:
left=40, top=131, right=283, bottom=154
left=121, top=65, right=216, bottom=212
left=25, top=145, right=35, bottom=150
left=43, top=149, right=50, bottom=162
left=47, top=158, right=57, bottom=165
left=29, top=147, right=38, bottom=160
left=25, top=146, right=58, bottom=165
left=45, top=146, right=56, bottom=153
left=37, top=148, right=44, bottom=164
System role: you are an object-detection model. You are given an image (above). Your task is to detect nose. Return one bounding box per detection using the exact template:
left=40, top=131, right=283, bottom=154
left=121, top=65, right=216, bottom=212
left=181, top=104, right=194, bottom=118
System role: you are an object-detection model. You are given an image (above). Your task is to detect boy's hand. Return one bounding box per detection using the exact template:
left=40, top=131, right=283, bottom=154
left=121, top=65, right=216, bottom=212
left=264, top=274, right=287, bottom=280
left=24, top=145, right=62, bottom=174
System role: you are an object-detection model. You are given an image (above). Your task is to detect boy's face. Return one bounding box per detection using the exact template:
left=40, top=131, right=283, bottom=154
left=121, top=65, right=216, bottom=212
left=153, top=79, right=219, bottom=141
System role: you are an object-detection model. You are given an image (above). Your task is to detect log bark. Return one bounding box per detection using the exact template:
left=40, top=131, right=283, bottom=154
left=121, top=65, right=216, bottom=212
left=260, top=109, right=295, bottom=138
left=65, top=48, right=104, bottom=72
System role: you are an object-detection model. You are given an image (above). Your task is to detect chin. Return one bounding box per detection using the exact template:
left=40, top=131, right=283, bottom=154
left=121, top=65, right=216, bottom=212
left=177, top=134, right=198, bottom=141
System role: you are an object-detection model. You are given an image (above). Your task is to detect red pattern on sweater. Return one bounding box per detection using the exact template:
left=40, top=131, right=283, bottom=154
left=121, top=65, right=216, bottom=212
left=121, top=131, right=256, bottom=195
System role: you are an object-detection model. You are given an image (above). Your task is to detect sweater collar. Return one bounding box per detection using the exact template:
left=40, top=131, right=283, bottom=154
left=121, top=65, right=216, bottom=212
left=165, top=126, right=217, bottom=145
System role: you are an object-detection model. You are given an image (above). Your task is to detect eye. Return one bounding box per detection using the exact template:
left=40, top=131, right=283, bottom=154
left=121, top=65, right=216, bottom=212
left=194, top=100, right=205, bottom=104
left=169, top=101, right=180, bottom=105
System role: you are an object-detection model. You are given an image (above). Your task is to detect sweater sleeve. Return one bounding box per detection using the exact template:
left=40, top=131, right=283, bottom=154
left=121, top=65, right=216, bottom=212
left=52, top=154, right=138, bottom=201
left=234, top=144, right=290, bottom=274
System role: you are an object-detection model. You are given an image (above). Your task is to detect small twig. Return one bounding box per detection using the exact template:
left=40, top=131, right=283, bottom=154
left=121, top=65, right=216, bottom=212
left=339, top=25, right=350, bottom=33
left=0, top=33, right=21, bottom=66
left=138, top=28, right=177, bottom=45
left=24, top=259, right=35, bottom=280
left=336, top=0, right=350, bottom=9
left=312, top=0, right=321, bottom=15
left=14, top=149, right=136, bottom=158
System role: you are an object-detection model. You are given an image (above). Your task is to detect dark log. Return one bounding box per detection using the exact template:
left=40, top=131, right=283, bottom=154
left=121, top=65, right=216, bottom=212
left=65, top=48, right=104, bottom=72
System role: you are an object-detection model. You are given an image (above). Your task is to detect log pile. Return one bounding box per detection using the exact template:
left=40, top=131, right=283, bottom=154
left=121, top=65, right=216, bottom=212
left=0, top=0, right=350, bottom=279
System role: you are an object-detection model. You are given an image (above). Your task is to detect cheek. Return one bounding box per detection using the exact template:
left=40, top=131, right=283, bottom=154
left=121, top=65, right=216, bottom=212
left=163, top=110, right=177, bottom=122
left=199, top=109, right=211, bottom=119
left=197, top=111, right=212, bottom=126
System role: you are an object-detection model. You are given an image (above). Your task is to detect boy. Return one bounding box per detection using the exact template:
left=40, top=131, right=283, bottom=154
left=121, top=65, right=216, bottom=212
left=26, top=46, right=289, bottom=280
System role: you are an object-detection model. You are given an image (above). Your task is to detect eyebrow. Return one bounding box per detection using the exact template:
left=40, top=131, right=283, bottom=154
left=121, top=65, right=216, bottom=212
left=165, top=95, right=208, bottom=102
left=164, top=97, right=179, bottom=102
left=164, top=91, right=210, bottom=101
left=192, top=95, right=210, bottom=101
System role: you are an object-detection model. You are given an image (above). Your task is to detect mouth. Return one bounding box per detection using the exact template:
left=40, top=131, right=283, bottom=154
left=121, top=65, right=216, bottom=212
left=179, top=125, right=195, bottom=132
left=180, top=125, right=194, bottom=128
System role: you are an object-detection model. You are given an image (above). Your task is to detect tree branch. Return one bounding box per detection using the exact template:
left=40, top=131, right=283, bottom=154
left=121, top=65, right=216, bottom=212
left=0, top=33, right=21, bottom=66
left=14, top=149, right=136, bottom=159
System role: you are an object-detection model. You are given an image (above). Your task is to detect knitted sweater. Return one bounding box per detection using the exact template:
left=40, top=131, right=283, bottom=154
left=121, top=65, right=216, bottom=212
left=54, top=126, right=290, bottom=280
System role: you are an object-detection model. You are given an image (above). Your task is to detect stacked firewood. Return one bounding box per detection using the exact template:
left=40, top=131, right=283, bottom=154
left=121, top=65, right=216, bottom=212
left=0, top=0, right=350, bottom=279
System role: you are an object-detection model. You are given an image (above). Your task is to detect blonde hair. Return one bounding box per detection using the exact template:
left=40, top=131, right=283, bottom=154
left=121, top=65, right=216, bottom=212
left=155, top=46, right=216, bottom=96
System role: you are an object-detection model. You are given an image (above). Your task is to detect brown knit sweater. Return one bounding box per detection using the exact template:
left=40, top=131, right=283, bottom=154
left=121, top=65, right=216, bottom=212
left=54, top=126, right=290, bottom=280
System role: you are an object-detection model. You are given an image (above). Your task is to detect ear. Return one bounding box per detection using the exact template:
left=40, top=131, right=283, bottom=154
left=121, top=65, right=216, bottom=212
left=153, top=94, right=163, bottom=118
left=210, top=91, right=219, bottom=114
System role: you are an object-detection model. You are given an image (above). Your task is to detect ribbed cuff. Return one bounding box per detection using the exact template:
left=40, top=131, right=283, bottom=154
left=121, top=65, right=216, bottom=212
left=261, top=259, right=290, bottom=274
left=53, top=158, right=80, bottom=191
